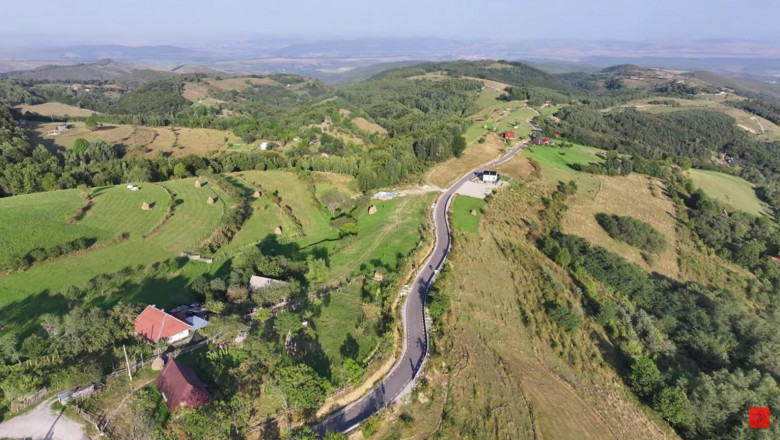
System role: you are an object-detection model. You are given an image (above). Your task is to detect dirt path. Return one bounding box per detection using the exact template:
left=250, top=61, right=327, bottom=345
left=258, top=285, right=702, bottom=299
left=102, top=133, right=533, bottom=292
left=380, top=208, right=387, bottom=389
left=0, top=398, right=88, bottom=440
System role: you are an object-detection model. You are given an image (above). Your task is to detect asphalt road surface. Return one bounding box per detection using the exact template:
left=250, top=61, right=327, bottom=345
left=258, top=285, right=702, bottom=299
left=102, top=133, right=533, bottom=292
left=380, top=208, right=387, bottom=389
left=317, top=140, right=527, bottom=435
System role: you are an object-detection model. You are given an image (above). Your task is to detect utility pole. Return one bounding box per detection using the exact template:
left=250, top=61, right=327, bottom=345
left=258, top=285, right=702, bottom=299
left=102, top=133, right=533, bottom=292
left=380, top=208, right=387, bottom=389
left=123, top=345, right=133, bottom=381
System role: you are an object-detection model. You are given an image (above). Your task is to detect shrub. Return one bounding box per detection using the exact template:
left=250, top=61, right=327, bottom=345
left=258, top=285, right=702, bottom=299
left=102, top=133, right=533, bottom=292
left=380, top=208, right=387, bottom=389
left=548, top=304, right=580, bottom=333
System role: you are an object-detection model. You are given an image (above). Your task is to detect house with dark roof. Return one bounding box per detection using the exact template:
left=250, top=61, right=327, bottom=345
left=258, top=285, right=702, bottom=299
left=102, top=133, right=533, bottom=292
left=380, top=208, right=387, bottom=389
left=156, top=359, right=211, bottom=412
left=134, top=305, right=192, bottom=344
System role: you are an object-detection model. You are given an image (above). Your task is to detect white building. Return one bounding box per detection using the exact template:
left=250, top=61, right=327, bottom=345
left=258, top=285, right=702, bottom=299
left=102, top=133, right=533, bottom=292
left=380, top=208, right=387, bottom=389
left=481, top=170, right=499, bottom=183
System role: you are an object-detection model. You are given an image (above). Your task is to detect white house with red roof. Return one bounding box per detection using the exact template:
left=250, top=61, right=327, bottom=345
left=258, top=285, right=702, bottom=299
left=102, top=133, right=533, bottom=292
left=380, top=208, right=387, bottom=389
left=134, top=305, right=193, bottom=344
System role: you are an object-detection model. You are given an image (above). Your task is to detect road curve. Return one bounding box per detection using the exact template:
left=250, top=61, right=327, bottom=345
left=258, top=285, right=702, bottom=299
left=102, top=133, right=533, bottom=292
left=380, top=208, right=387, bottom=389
left=317, top=141, right=528, bottom=435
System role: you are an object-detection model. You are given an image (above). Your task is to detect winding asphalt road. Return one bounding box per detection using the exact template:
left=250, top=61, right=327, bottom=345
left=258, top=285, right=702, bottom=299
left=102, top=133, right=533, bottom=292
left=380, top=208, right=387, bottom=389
left=317, top=140, right=528, bottom=435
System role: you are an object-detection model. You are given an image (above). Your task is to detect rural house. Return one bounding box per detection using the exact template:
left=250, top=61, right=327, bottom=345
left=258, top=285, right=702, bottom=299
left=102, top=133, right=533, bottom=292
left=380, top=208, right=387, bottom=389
left=249, top=275, right=290, bottom=291
left=134, top=305, right=192, bottom=344
left=155, top=359, right=211, bottom=412
left=503, top=131, right=515, bottom=139
left=481, top=170, right=499, bottom=183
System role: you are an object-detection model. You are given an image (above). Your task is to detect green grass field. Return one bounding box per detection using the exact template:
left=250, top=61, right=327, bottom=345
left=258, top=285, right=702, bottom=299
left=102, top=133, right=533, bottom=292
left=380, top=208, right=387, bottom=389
left=239, top=170, right=333, bottom=238
left=0, top=178, right=226, bottom=307
left=315, top=281, right=380, bottom=364
left=522, top=143, right=605, bottom=199
left=0, top=185, right=169, bottom=270
left=687, top=169, right=770, bottom=216
left=451, top=195, right=485, bottom=233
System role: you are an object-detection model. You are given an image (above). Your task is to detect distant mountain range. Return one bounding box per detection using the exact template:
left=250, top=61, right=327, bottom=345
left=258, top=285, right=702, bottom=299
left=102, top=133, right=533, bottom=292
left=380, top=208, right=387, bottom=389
left=1, top=39, right=778, bottom=84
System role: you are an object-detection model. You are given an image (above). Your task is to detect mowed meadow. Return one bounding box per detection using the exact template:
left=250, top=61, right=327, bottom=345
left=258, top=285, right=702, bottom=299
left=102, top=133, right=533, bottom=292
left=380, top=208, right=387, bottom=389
left=29, top=122, right=245, bottom=157
left=0, top=170, right=433, bottom=344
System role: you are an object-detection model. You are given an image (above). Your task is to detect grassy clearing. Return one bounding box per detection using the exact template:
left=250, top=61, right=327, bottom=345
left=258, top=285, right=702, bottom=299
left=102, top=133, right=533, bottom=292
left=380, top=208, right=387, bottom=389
left=522, top=143, right=604, bottom=198
left=427, top=132, right=505, bottom=187
left=311, top=171, right=359, bottom=201
left=15, top=102, right=94, bottom=117
left=351, top=117, right=387, bottom=135
left=214, top=195, right=284, bottom=259
left=450, top=195, right=484, bottom=233
left=238, top=170, right=332, bottom=238
left=314, top=281, right=380, bottom=365
left=540, top=104, right=562, bottom=116
left=328, top=194, right=433, bottom=280
left=563, top=174, right=680, bottom=279
left=687, top=169, right=770, bottom=216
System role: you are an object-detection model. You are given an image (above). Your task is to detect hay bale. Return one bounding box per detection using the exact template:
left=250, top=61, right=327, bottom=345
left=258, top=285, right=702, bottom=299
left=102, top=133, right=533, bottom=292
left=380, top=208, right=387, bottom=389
left=368, top=205, right=377, bottom=215
left=373, top=271, right=383, bottom=282
left=207, top=197, right=215, bottom=205
left=194, top=179, right=202, bottom=188
left=274, top=226, right=283, bottom=235
left=470, top=209, right=477, bottom=216
left=141, top=202, right=151, bottom=211
left=253, top=190, right=261, bottom=199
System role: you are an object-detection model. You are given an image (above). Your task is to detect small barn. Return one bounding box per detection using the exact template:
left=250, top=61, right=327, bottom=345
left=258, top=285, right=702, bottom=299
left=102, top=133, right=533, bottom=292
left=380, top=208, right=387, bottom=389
left=260, top=142, right=269, bottom=150
left=531, top=137, right=543, bottom=145
left=503, top=131, right=515, bottom=139
left=156, top=359, right=211, bottom=412
left=542, top=137, right=551, bottom=145
left=481, top=170, right=499, bottom=183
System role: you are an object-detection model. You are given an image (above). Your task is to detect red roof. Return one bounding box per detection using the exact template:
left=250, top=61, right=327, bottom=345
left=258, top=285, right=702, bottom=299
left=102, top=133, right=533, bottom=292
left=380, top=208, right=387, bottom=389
left=542, top=137, right=550, bottom=142
left=503, top=131, right=515, bottom=139
left=134, top=305, right=191, bottom=343
left=156, top=359, right=210, bottom=412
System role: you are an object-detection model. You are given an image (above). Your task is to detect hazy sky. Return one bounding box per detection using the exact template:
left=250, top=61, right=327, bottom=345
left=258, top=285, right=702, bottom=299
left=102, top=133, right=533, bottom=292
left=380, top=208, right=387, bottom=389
left=2, top=0, right=777, bottom=45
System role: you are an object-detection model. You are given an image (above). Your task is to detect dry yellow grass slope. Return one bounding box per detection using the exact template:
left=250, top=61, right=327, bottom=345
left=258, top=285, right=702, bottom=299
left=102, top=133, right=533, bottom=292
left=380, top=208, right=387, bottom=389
left=369, top=180, right=677, bottom=440
left=352, top=117, right=387, bottom=135
left=15, top=102, right=94, bottom=117
left=563, top=174, right=680, bottom=279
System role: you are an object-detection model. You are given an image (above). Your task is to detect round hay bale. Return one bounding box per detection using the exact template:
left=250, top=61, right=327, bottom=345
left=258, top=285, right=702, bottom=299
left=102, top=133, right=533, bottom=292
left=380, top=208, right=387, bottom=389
left=194, top=179, right=202, bottom=188
left=368, top=205, right=377, bottom=215
left=470, top=209, right=477, bottom=216
left=274, top=226, right=283, bottom=235
left=141, top=202, right=150, bottom=211
left=253, top=190, right=261, bottom=199
left=207, top=196, right=215, bottom=205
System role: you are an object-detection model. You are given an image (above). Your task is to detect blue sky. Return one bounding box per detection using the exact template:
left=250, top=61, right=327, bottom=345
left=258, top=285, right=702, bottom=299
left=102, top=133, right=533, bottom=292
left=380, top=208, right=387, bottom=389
left=2, top=0, right=776, bottom=45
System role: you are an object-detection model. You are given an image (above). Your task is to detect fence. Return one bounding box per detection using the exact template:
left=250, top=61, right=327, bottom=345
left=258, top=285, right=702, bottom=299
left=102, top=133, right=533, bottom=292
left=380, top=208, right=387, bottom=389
left=10, top=387, right=47, bottom=412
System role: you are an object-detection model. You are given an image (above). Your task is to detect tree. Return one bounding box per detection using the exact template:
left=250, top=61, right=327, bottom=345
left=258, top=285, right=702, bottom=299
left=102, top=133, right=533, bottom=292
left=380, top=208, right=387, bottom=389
left=274, top=364, right=327, bottom=411
left=274, top=312, right=301, bottom=340
left=323, top=431, right=348, bottom=440
left=72, top=138, right=90, bottom=153
left=0, top=333, right=19, bottom=363
left=173, top=162, right=188, bottom=178
left=339, top=221, right=359, bottom=239
left=653, top=387, right=691, bottom=426
left=305, top=256, right=328, bottom=284
left=451, top=135, right=467, bottom=157
left=554, top=247, right=571, bottom=267
left=630, top=356, right=662, bottom=399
